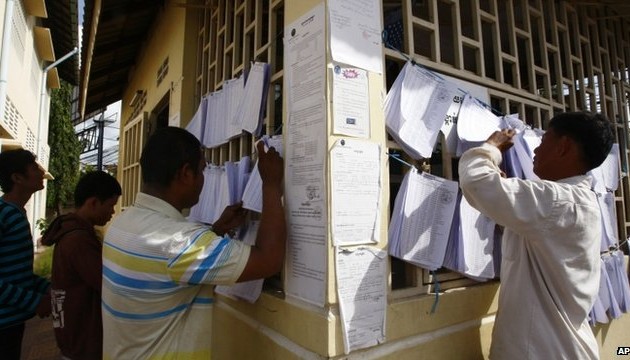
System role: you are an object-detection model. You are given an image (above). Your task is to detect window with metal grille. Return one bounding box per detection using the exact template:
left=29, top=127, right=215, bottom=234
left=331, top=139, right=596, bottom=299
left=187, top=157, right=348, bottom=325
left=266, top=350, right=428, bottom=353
left=194, top=0, right=285, bottom=290
left=157, top=57, right=170, bottom=87
left=194, top=0, right=630, bottom=298
left=384, top=0, right=630, bottom=295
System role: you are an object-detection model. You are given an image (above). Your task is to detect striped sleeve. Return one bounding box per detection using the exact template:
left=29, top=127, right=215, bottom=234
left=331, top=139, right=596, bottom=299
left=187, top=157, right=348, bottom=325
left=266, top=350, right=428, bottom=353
left=0, top=279, right=43, bottom=313
left=0, top=202, right=49, bottom=316
left=167, top=229, right=250, bottom=286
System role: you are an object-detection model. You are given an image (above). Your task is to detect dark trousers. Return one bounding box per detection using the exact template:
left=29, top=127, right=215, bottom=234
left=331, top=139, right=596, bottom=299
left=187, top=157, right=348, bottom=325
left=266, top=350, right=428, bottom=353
left=0, top=322, right=25, bottom=360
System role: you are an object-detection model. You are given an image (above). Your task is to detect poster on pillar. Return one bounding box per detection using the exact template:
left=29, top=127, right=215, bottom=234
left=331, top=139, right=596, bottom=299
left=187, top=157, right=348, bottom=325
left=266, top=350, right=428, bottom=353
left=331, top=62, right=370, bottom=138
left=336, top=246, right=387, bottom=354
left=328, top=0, right=384, bottom=74
left=283, top=3, right=328, bottom=307
left=330, top=138, right=381, bottom=246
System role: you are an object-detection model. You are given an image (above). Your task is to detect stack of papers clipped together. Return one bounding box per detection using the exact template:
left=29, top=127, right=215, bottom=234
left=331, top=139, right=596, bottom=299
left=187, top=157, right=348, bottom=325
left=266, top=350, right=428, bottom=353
left=185, top=96, right=208, bottom=144
left=590, top=250, right=630, bottom=324
left=186, top=62, right=271, bottom=148
left=384, top=62, right=457, bottom=159
left=188, top=156, right=251, bottom=224
left=589, top=144, right=622, bottom=251
left=442, top=194, right=498, bottom=281
left=388, top=168, right=503, bottom=280
left=388, top=169, right=459, bottom=270
left=242, top=135, right=283, bottom=213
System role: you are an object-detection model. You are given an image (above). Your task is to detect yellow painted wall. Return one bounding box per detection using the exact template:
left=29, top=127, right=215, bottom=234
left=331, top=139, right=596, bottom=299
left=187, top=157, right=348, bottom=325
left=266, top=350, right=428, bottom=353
left=120, top=0, right=197, bottom=130
left=214, top=281, right=630, bottom=359
left=595, top=315, right=630, bottom=359
left=213, top=284, right=498, bottom=359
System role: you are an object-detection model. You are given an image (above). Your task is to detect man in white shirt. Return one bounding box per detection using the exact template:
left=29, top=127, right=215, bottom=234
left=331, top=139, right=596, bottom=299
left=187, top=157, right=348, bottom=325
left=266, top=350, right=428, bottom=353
left=102, top=127, right=285, bottom=359
left=459, top=112, right=614, bottom=359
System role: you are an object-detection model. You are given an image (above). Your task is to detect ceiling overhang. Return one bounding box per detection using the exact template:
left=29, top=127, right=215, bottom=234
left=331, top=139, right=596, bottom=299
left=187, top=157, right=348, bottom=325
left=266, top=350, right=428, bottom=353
left=79, top=0, right=163, bottom=121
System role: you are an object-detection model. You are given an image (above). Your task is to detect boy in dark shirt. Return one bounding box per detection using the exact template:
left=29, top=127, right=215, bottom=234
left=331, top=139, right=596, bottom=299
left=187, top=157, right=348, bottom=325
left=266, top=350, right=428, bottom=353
left=41, top=171, right=121, bottom=360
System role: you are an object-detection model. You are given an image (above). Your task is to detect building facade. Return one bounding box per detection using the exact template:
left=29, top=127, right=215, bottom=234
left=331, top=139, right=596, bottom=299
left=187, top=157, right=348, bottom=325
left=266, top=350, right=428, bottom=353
left=0, top=0, right=78, bottom=243
left=81, top=0, right=630, bottom=358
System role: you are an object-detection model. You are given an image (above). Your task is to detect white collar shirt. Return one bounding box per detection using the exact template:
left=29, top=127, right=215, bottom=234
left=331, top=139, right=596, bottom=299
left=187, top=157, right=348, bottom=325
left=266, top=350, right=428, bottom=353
left=459, top=143, right=600, bottom=360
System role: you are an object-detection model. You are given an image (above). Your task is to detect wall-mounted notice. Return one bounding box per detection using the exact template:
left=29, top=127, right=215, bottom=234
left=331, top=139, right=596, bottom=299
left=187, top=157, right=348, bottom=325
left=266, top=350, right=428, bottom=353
left=283, top=3, right=328, bottom=307
left=332, top=63, right=370, bottom=138
left=329, top=0, right=383, bottom=74
left=336, top=247, right=387, bottom=354
left=331, top=139, right=380, bottom=246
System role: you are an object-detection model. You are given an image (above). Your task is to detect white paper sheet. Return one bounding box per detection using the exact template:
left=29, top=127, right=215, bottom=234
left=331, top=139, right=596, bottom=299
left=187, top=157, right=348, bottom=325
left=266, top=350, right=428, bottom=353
left=284, top=4, right=328, bottom=307
left=440, top=90, right=466, bottom=154
left=441, top=193, right=461, bottom=272
left=512, top=129, right=543, bottom=181
left=332, top=63, right=370, bottom=138
left=238, top=62, right=270, bottom=136
left=188, top=155, right=252, bottom=225
left=402, top=172, right=458, bottom=270
left=336, top=247, right=387, bottom=354
left=590, top=143, right=620, bottom=193
left=331, top=139, right=380, bottom=246
left=388, top=170, right=459, bottom=270
left=203, top=90, right=224, bottom=147
left=242, top=136, right=284, bottom=213
left=458, top=196, right=496, bottom=279
left=384, top=62, right=457, bottom=159
left=188, top=165, right=222, bottom=224
left=597, top=192, right=619, bottom=251
left=328, top=0, right=383, bottom=73
left=224, top=76, right=246, bottom=139
left=456, top=94, right=502, bottom=143
left=611, top=251, right=630, bottom=312
left=185, top=96, right=207, bottom=143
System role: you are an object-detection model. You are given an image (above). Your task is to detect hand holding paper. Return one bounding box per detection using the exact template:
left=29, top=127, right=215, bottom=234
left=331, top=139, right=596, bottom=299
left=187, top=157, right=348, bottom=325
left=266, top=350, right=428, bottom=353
left=256, top=140, right=284, bottom=188
left=486, top=129, right=516, bottom=152
left=212, top=202, right=247, bottom=236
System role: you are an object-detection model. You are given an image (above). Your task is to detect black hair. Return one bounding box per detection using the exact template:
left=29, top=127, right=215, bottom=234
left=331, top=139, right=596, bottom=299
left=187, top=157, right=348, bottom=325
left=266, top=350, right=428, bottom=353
left=140, top=127, right=203, bottom=187
left=74, top=171, right=122, bottom=206
left=549, top=111, right=614, bottom=171
left=0, top=149, right=37, bottom=193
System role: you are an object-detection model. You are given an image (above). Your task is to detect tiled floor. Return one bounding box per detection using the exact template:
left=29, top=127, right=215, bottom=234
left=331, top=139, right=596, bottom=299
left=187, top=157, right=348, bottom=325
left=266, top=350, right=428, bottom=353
left=21, top=316, right=60, bottom=360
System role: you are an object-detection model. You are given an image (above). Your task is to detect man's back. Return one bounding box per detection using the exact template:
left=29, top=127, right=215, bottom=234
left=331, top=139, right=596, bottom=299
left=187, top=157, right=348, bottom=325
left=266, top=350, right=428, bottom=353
left=459, top=144, right=600, bottom=359
left=490, top=177, right=600, bottom=359
left=42, top=213, right=103, bottom=359
left=102, top=192, right=249, bottom=359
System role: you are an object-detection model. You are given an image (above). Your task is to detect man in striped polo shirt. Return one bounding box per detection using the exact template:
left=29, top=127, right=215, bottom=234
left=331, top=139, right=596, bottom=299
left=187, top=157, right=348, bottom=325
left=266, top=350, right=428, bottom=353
left=0, top=149, right=52, bottom=359
left=102, top=127, right=286, bottom=359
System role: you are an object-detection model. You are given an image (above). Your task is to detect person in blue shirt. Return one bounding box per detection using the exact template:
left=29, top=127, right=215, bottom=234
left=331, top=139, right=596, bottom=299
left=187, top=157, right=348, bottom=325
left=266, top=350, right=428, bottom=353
left=0, top=149, right=52, bottom=359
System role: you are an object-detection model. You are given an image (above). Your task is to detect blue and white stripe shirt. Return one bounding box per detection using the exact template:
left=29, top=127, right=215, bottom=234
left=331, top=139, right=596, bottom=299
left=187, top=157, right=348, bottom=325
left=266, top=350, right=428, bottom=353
left=0, top=198, right=50, bottom=329
left=102, top=192, right=250, bottom=359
